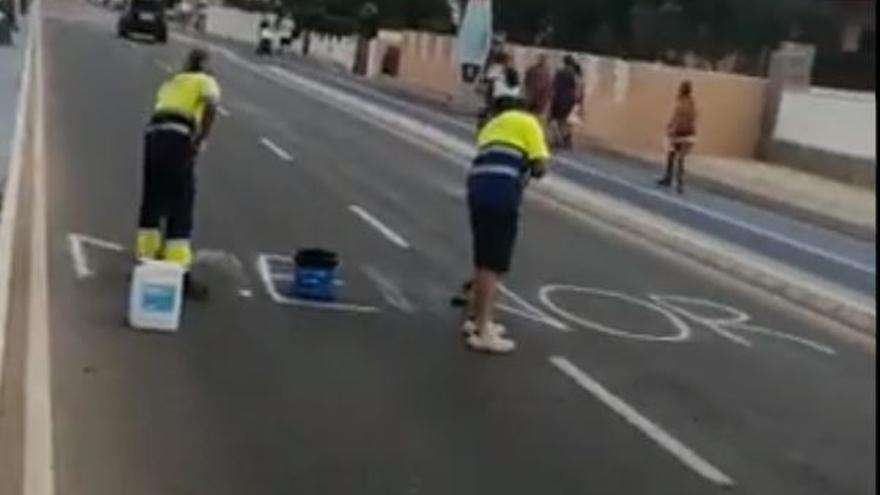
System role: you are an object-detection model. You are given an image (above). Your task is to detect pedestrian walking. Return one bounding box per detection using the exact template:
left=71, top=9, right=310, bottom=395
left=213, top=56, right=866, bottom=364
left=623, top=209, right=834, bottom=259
left=657, top=81, right=697, bottom=194
left=257, top=18, right=274, bottom=55
left=135, top=49, right=220, bottom=298
left=463, top=95, right=550, bottom=354
left=277, top=14, right=296, bottom=54
left=549, top=55, right=581, bottom=149
left=524, top=54, right=552, bottom=117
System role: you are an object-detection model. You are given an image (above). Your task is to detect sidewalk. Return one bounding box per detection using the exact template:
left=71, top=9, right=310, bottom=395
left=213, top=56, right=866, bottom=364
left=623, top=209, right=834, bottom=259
left=585, top=144, right=877, bottom=241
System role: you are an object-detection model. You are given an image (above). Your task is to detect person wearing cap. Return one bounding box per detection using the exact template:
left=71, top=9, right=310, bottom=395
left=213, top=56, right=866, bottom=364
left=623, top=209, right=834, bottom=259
left=463, top=94, right=550, bottom=354
left=135, top=48, right=220, bottom=297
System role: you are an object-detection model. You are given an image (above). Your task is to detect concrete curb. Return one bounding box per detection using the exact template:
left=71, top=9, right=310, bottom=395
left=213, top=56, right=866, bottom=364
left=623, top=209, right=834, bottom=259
left=0, top=7, right=35, bottom=391
left=584, top=145, right=876, bottom=243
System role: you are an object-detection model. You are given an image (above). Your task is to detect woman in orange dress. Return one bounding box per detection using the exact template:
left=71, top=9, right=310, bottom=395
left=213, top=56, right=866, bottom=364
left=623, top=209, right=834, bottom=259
left=657, top=81, right=697, bottom=194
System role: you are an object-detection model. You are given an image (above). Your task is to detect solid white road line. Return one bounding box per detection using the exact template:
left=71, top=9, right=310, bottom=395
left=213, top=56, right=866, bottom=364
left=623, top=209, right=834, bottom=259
left=259, top=137, right=293, bottom=162
left=0, top=0, right=37, bottom=389
left=348, top=205, right=411, bottom=250
left=549, top=356, right=734, bottom=487
left=25, top=2, right=56, bottom=493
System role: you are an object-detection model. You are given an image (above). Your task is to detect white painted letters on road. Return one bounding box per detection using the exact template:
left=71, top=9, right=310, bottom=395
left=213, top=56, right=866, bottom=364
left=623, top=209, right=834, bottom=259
left=540, top=285, right=691, bottom=342
left=67, top=233, right=126, bottom=279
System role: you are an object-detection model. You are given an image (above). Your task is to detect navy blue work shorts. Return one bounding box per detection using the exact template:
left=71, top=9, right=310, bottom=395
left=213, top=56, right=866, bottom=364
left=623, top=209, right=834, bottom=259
left=469, top=206, right=519, bottom=274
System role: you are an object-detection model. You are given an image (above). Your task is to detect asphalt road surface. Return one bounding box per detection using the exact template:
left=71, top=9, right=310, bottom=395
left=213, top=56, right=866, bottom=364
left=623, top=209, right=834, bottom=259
left=1, top=2, right=875, bottom=494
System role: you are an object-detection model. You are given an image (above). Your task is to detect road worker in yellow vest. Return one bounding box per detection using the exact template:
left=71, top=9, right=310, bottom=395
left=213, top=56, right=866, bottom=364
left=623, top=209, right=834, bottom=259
left=135, top=48, right=220, bottom=298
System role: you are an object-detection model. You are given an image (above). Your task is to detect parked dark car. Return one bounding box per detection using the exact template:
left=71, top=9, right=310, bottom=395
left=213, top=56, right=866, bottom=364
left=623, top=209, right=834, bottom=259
left=117, top=0, right=167, bottom=43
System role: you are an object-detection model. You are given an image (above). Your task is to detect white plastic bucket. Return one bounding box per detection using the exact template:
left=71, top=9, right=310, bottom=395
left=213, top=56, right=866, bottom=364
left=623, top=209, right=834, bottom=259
left=128, top=260, right=185, bottom=332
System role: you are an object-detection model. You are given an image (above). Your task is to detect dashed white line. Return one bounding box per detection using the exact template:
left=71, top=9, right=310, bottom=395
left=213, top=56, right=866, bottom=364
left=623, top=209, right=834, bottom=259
left=259, top=137, right=294, bottom=162
left=549, top=356, right=734, bottom=488
left=348, top=205, right=411, bottom=250
left=217, top=105, right=230, bottom=117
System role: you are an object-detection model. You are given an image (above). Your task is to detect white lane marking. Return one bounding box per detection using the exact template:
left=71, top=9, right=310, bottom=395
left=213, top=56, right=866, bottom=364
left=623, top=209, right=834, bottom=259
left=256, top=254, right=380, bottom=313
left=0, top=0, right=38, bottom=388
left=25, top=3, right=56, bottom=493
left=361, top=265, right=416, bottom=314
left=217, top=105, right=230, bottom=117
left=549, top=356, right=735, bottom=487
left=67, top=233, right=126, bottom=279
left=178, top=34, right=874, bottom=283
left=348, top=205, right=411, bottom=250
left=259, top=137, right=294, bottom=162
left=239, top=289, right=253, bottom=298
left=496, top=283, right=570, bottom=331
left=556, top=155, right=875, bottom=275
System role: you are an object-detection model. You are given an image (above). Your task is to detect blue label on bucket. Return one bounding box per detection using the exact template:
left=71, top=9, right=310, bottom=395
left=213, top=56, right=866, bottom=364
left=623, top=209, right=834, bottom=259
left=141, top=283, right=176, bottom=313
left=292, top=267, right=336, bottom=300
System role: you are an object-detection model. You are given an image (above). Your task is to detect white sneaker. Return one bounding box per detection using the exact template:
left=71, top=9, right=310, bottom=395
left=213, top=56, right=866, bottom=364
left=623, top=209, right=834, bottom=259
left=461, top=320, right=507, bottom=337
left=466, top=333, right=517, bottom=355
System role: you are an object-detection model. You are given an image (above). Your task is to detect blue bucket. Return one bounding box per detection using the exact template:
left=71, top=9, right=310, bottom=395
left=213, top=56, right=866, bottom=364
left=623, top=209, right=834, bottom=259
left=289, top=249, right=339, bottom=301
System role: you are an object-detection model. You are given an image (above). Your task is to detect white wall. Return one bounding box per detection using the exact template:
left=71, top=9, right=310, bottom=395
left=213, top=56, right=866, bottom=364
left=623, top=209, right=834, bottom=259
left=774, top=87, right=876, bottom=160
left=290, top=34, right=358, bottom=71
left=205, top=6, right=359, bottom=72
left=205, top=6, right=261, bottom=45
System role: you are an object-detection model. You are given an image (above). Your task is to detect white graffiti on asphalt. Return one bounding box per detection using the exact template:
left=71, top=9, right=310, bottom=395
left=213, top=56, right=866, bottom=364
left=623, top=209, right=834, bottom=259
left=538, top=285, right=835, bottom=355
left=539, top=285, right=690, bottom=342
left=650, top=295, right=836, bottom=355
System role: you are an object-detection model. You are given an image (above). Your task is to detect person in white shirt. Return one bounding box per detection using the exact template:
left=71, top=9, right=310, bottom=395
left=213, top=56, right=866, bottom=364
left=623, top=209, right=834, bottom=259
left=278, top=15, right=296, bottom=53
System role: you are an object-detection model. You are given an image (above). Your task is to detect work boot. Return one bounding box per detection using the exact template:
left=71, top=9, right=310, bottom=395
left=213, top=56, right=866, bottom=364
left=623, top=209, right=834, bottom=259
left=656, top=177, right=671, bottom=187
left=184, top=273, right=209, bottom=301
